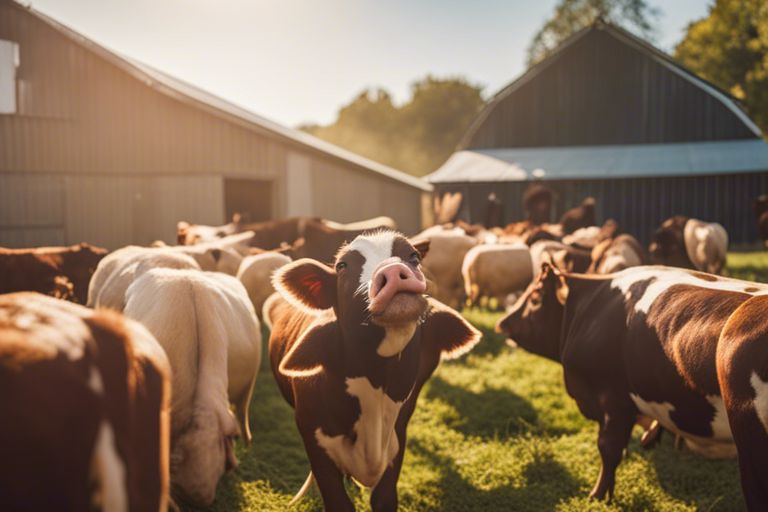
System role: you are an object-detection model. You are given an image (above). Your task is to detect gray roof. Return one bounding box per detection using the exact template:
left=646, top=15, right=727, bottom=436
left=427, top=139, right=768, bottom=183
left=18, top=2, right=432, bottom=192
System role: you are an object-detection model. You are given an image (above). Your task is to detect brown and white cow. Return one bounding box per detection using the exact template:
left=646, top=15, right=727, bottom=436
left=267, top=231, right=480, bottom=511
left=0, top=293, right=170, bottom=511
left=0, top=243, right=108, bottom=304
left=496, top=264, right=768, bottom=509
left=588, top=234, right=647, bottom=274
left=650, top=216, right=728, bottom=274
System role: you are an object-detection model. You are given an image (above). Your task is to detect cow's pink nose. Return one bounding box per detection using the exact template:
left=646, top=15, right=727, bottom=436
left=368, top=261, right=426, bottom=314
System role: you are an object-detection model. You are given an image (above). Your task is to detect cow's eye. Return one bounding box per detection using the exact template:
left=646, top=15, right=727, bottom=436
left=408, top=251, right=421, bottom=265
left=336, top=261, right=347, bottom=271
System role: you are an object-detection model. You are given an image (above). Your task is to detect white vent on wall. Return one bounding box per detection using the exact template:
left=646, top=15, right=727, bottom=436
left=0, top=40, right=19, bottom=114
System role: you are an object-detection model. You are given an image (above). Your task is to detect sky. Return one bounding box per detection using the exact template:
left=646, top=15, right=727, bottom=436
left=27, top=0, right=712, bottom=128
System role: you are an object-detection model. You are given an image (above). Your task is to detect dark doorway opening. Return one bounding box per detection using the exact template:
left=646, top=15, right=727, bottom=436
left=224, top=178, right=273, bottom=223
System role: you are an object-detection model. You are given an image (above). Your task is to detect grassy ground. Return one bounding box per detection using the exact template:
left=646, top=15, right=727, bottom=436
left=206, top=252, right=768, bottom=512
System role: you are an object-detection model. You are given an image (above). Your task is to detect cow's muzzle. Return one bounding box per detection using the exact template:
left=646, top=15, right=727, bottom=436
left=368, top=260, right=426, bottom=314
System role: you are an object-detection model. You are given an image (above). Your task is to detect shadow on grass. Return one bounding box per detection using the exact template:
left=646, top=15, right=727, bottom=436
left=207, top=335, right=313, bottom=511
left=640, top=436, right=745, bottom=511
left=407, top=438, right=582, bottom=512
left=426, top=375, right=539, bottom=440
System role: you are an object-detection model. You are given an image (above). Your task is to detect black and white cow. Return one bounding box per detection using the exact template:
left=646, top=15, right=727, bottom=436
left=266, top=231, right=480, bottom=511
left=496, top=264, right=768, bottom=510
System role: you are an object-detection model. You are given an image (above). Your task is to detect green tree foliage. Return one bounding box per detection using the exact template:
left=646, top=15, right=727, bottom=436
left=301, top=76, right=484, bottom=176
left=527, top=0, right=658, bottom=66
left=675, top=0, right=768, bottom=133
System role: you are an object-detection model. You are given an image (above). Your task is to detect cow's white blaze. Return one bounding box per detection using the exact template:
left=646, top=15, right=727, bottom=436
left=348, top=231, right=397, bottom=289
left=750, top=372, right=768, bottom=435
left=315, top=376, right=405, bottom=488
left=610, top=266, right=768, bottom=315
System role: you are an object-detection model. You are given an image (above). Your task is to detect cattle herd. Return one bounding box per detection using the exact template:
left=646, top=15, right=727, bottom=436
left=1, top=192, right=768, bottom=511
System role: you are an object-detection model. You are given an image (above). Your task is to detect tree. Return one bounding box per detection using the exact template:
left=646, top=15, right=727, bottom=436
left=674, top=0, right=768, bottom=133
left=302, top=76, right=484, bottom=176
left=527, top=0, right=659, bottom=66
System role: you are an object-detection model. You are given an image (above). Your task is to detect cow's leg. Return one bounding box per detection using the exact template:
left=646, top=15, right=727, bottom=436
left=302, top=438, right=354, bottom=512
left=370, top=439, right=406, bottom=512
left=589, top=399, right=635, bottom=500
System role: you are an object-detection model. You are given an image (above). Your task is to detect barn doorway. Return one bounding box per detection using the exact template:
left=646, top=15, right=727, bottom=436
left=224, top=178, right=273, bottom=223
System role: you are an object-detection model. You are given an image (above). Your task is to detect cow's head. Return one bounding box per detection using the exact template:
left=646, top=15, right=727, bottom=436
left=649, top=215, right=690, bottom=268
left=170, top=408, right=239, bottom=507
left=273, top=230, right=481, bottom=377
left=495, top=261, right=567, bottom=361
left=274, top=231, right=431, bottom=330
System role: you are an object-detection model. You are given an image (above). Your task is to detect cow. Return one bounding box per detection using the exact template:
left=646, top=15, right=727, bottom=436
left=0, top=293, right=170, bottom=511
left=88, top=249, right=200, bottom=310
left=650, top=216, right=728, bottom=274
left=177, top=214, right=241, bottom=245
left=294, top=220, right=376, bottom=264
left=559, top=197, right=596, bottom=235
left=0, top=243, right=108, bottom=304
left=530, top=240, right=592, bottom=277
left=123, top=268, right=262, bottom=507
left=588, top=234, right=647, bottom=274
left=266, top=231, right=481, bottom=511
left=754, top=195, right=768, bottom=244
left=523, top=184, right=553, bottom=225
left=236, top=252, right=292, bottom=320
left=461, top=243, right=533, bottom=309
left=495, top=264, right=768, bottom=509
left=418, top=232, right=477, bottom=310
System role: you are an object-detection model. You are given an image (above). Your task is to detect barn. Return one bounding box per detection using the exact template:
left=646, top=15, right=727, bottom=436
left=428, top=20, right=768, bottom=246
left=0, top=1, right=431, bottom=249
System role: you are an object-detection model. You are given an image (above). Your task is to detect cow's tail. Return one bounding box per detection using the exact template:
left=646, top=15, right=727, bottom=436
left=289, top=471, right=314, bottom=505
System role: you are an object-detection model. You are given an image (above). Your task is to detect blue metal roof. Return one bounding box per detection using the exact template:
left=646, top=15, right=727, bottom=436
left=427, top=139, right=768, bottom=183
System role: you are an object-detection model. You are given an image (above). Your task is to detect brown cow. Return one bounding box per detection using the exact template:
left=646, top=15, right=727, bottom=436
left=0, top=243, right=108, bottom=304
left=267, top=231, right=480, bottom=511
left=523, top=184, right=553, bottom=225
left=496, top=265, right=768, bottom=509
left=559, top=197, right=596, bottom=235
left=0, top=293, right=170, bottom=511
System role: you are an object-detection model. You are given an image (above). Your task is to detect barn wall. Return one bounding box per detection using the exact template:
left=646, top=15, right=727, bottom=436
left=310, top=157, right=423, bottom=235
left=0, top=3, right=425, bottom=248
left=464, top=26, right=757, bottom=150
left=436, top=172, right=768, bottom=246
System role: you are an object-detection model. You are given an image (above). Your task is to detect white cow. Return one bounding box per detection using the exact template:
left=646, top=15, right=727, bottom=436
left=236, top=252, right=292, bottom=320
left=462, top=243, right=533, bottom=309
left=124, top=268, right=261, bottom=507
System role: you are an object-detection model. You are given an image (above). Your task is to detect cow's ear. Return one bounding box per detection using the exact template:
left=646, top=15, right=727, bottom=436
left=412, top=238, right=430, bottom=260
left=279, top=320, right=337, bottom=378
left=273, top=259, right=336, bottom=311
left=422, top=298, right=481, bottom=360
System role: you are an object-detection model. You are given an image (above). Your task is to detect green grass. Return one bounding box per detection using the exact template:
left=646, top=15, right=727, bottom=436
left=206, top=253, right=768, bottom=512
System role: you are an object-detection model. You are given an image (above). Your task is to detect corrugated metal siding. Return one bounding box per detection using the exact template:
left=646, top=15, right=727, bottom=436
left=465, top=27, right=757, bottom=150
left=435, top=172, right=768, bottom=246
left=310, top=158, right=422, bottom=235
left=0, top=3, right=424, bottom=248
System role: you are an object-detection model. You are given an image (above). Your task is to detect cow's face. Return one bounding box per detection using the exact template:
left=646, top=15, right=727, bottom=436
left=274, top=231, right=431, bottom=331
left=495, top=262, right=567, bottom=361
left=170, top=409, right=239, bottom=507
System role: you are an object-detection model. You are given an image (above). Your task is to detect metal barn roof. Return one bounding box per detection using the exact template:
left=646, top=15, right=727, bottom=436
left=427, top=139, right=768, bottom=183
left=17, top=2, right=432, bottom=192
